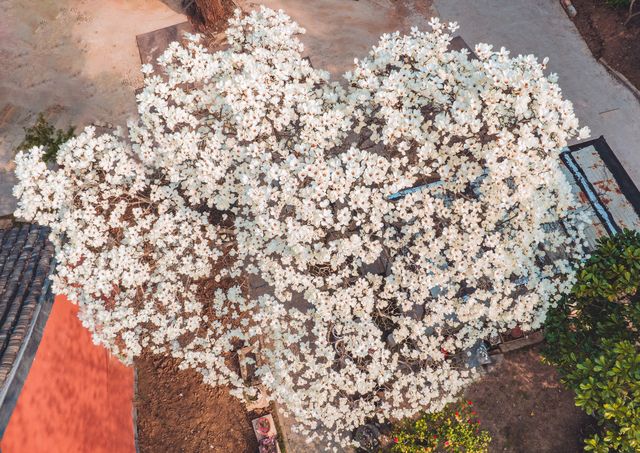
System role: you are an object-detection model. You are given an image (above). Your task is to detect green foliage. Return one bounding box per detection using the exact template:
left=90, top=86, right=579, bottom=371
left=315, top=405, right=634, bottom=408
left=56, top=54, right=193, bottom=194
left=574, top=341, right=640, bottom=452
left=16, top=113, right=74, bottom=163
left=605, top=0, right=631, bottom=7
left=574, top=229, right=640, bottom=302
left=391, top=401, right=491, bottom=453
left=543, top=230, right=640, bottom=370
left=543, top=229, right=640, bottom=453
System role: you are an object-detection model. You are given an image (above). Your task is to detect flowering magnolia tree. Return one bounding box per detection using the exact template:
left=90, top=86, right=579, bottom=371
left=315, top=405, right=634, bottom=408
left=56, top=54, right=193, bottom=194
left=14, top=7, right=591, bottom=447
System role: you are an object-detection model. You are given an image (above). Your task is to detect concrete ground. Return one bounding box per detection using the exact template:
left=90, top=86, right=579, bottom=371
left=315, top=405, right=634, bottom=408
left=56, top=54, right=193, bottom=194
left=239, top=0, right=434, bottom=77
left=433, top=0, right=640, bottom=189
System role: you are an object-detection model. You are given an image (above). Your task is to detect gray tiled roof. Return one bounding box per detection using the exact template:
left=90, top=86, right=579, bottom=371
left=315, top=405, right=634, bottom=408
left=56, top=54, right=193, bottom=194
left=0, top=221, right=55, bottom=435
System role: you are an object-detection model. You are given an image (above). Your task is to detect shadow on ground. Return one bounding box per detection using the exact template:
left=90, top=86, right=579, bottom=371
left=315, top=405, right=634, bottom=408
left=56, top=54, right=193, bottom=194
left=465, top=346, right=595, bottom=453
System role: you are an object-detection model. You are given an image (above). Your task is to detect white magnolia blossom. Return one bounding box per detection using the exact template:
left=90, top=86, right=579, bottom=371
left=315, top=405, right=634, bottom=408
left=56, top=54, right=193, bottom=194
left=14, top=7, right=591, bottom=446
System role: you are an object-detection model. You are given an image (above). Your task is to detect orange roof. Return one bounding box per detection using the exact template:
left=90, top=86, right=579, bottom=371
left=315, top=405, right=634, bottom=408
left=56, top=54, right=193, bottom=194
left=1, top=295, right=135, bottom=453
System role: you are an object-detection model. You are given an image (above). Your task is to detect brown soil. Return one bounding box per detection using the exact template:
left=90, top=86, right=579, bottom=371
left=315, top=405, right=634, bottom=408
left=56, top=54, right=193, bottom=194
left=135, top=352, right=258, bottom=453
left=571, top=0, right=640, bottom=90
left=465, top=346, right=595, bottom=453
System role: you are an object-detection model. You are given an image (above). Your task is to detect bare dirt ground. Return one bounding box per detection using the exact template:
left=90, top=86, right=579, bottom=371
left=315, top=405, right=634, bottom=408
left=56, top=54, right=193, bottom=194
left=571, top=0, right=640, bottom=91
left=465, top=346, right=595, bottom=453
left=135, top=353, right=259, bottom=453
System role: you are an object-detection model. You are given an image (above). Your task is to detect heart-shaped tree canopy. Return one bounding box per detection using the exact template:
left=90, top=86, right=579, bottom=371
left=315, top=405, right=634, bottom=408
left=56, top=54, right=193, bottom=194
left=14, top=7, right=591, bottom=447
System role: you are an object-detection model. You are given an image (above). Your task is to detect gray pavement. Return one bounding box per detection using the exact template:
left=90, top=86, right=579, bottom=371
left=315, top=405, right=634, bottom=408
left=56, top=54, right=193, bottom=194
left=434, top=0, right=640, bottom=188
left=239, top=0, right=434, bottom=77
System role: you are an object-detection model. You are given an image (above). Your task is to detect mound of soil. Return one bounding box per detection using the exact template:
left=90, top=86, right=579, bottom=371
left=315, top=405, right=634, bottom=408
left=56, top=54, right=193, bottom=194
left=135, top=352, right=258, bottom=453
left=465, top=346, right=595, bottom=453
left=571, top=0, right=640, bottom=90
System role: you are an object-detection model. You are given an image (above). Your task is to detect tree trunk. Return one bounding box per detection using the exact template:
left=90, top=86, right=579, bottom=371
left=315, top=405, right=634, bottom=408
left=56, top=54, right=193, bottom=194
left=184, top=0, right=231, bottom=29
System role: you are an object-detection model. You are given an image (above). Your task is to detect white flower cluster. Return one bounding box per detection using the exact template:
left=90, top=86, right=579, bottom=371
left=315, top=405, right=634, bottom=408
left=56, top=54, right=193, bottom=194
left=14, top=7, right=591, bottom=446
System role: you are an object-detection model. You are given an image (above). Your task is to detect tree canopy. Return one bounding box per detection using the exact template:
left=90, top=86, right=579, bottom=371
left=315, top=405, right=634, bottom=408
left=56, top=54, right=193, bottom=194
left=14, top=8, right=591, bottom=447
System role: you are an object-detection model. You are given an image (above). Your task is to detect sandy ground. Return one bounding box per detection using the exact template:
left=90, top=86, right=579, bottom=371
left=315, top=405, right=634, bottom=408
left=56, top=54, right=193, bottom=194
left=0, top=0, right=185, bottom=215
left=239, top=0, right=434, bottom=77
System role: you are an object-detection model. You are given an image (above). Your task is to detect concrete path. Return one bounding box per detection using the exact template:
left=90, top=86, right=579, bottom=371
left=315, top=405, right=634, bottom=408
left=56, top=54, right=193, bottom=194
left=433, top=0, right=640, bottom=188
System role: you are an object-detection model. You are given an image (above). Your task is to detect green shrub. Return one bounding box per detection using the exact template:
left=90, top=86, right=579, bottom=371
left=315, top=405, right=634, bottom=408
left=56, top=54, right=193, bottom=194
left=16, top=113, right=74, bottom=163
left=543, top=229, right=640, bottom=453
left=605, top=0, right=631, bottom=7
left=575, top=340, right=639, bottom=452
left=391, top=400, right=491, bottom=453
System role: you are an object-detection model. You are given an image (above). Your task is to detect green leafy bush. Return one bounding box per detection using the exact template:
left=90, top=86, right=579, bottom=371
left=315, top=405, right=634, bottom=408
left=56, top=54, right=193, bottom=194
left=391, top=400, right=491, bottom=453
left=605, top=0, right=631, bottom=7
left=543, top=229, right=640, bottom=453
left=575, top=340, right=639, bottom=452
left=16, top=113, right=74, bottom=163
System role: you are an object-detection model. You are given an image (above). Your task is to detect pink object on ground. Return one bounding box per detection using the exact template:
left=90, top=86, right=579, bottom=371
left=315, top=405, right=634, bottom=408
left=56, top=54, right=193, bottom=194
left=1, top=295, right=135, bottom=453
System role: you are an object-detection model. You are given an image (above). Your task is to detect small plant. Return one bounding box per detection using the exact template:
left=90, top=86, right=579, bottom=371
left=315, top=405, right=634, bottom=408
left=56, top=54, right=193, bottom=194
left=256, top=416, right=271, bottom=435
left=605, top=0, right=630, bottom=7
left=16, top=113, right=74, bottom=163
left=543, top=229, right=640, bottom=453
left=543, top=230, right=640, bottom=371
left=258, top=436, right=279, bottom=453
left=391, top=401, right=491, bottom=453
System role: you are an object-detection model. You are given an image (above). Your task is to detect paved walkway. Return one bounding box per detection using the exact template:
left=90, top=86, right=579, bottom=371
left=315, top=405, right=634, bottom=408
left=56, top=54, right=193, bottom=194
left=433, top=0, right=640, bottom=188
left=0, top=295, right=135, bottom=453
